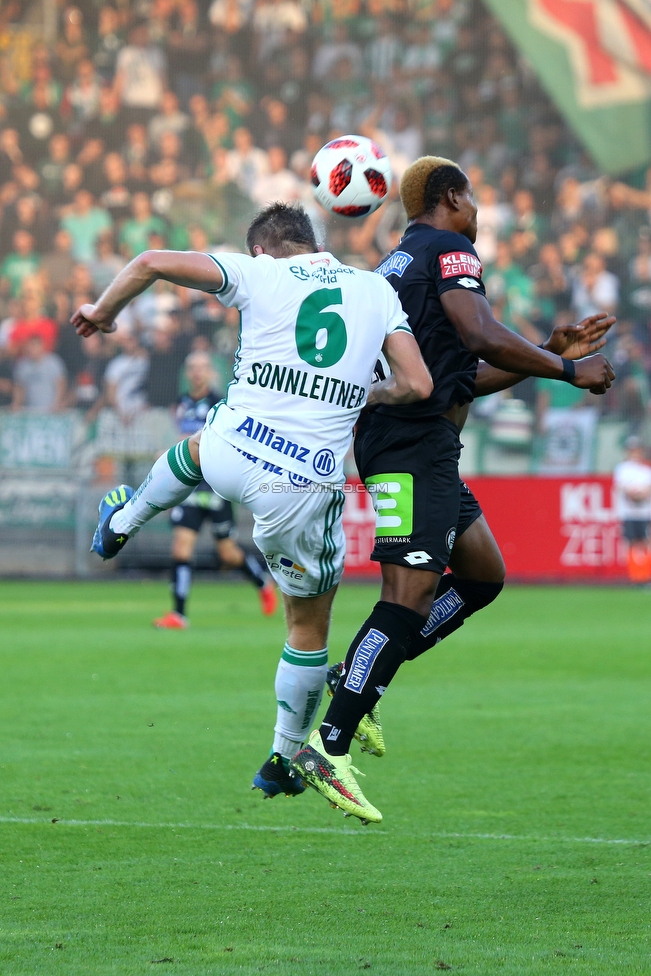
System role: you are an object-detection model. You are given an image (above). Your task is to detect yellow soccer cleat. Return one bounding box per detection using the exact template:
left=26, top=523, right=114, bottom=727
left=290, top=730, right=382, bottom=824
left=326, top=662, right=386, bottom=756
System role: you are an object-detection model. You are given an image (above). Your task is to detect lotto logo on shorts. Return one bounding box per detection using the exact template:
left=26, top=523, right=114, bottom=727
left=439, top=252, right=482, bottom=279
left=344, top=629, right=388, bottom=694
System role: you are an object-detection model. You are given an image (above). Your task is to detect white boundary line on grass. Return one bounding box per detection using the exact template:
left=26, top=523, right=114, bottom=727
left=0, top=816, right=649, bottom=845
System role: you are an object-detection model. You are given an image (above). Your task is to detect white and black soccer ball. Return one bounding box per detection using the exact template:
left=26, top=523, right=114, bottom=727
left=310, top=135, right=392, bottom=218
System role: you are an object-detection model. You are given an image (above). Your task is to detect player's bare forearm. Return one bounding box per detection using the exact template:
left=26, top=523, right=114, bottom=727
left=473, top=313, right=616, bottom=397
left=369, top=330, right=433, bottom=404
left=441, top=291, right=615, bottom=393
left=71, top=251, right=224, bottom=337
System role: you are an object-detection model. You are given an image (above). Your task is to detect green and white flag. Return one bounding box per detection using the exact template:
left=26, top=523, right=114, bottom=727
left=483, top=0, right=651, bottom=174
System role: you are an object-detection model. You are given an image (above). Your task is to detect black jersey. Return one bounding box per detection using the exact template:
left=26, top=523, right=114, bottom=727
left=375, top=223, right=484, bottom=418
left=175, top=389, right=221, bottom=498
left=175, top=389, right=221, bottom=436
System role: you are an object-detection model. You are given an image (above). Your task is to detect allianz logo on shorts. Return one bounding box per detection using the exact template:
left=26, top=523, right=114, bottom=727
left=344, top=628, right=388, bottom=693
left=236, top=416, right=310, bottom=463
left=264, top=553, right=306, bottom=580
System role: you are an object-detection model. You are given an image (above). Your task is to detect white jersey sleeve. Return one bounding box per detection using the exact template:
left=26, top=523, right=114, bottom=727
left=207, top=251, right=258, bottom=307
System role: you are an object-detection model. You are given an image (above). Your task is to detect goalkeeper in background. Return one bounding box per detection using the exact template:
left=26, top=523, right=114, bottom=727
left=153, top=349, right=276, bottom=629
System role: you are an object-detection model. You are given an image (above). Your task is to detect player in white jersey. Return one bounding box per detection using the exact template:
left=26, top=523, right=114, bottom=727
left=73, top=203, right=432, bottom=819
left=613, top=436, right=651, bottom=584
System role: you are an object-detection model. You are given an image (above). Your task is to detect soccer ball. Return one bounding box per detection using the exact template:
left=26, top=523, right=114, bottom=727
left=310, top=135, right=392, bottom=218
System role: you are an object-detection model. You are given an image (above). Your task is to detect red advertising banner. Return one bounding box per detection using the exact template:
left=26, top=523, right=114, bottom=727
left=342, top=476, right=628, bottom=581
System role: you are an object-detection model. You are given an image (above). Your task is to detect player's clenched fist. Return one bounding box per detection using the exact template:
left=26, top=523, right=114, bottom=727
left=71, top=303, right=117, bottom=337
left=572, top=354, right=615, bottom=395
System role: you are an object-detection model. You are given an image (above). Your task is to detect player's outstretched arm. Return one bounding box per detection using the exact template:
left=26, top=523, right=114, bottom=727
left=367, top=331, right=433, bottom=406
left=71, top=250, right=224, bottom=337
left=474, top=312, right=616, bottom=397
left=442, top=290, right=615, bottom=394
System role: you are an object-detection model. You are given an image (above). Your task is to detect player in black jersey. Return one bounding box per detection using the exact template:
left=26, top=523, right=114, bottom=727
left=294, top=155, right=615, bottom=818
left=153, top=350, right=276, bottom=628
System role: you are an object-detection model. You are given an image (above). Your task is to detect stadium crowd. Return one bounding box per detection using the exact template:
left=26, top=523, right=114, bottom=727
left=0, top=0, right=650, bottom=441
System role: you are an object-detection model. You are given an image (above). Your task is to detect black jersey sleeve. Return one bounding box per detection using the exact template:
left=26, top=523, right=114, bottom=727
left=429, top=231, right=486, bottom=299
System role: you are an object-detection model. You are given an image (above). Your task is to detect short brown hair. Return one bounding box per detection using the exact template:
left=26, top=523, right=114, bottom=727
left=246, top=202, right=317, bottom=256
left=400, top=156, right=468, bottom=221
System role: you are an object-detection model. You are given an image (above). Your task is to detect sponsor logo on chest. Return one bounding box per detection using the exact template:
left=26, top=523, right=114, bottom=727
left=375, top=250, right=414, bottom=278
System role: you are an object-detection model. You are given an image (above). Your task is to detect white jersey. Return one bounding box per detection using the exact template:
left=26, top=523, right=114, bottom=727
left=613, top=459, right=651, bottom=520
left=206, top=250, right=411, bottom=483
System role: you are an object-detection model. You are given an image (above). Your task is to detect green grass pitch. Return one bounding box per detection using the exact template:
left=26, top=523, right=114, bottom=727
left=1, top=580, right=651, bottom=975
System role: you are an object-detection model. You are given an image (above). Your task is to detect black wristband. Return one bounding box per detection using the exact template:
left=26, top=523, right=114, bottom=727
left=560, top=358, right=576, bottom=383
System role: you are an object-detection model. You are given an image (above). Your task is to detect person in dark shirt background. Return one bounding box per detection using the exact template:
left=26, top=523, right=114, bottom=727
left=153, top=349, right=276, bottom=629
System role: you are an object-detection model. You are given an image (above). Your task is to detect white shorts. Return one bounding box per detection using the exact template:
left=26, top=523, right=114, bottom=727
left=199, top=425, right=345, bottom=597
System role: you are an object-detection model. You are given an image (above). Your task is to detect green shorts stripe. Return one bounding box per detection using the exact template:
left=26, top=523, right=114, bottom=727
left=318, top=490, right=345, bottom=594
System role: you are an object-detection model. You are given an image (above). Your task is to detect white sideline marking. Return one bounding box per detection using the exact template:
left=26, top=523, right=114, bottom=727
left=0, top=817, right=378, bottom=835
left=0, top=816, right=649, bottom=845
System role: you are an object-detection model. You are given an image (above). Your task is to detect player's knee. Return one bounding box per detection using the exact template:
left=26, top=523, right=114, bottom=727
left=458, top=578, right=504, bottom=614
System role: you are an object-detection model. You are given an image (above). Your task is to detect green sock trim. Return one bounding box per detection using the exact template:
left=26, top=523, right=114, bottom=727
left=281, top=643, right=328, bottom=668
left=167, top=440, right=202, bottom=487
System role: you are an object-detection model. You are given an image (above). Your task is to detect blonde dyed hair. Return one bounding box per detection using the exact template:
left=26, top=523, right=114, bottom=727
left=400, top=155, right=463, bottom=221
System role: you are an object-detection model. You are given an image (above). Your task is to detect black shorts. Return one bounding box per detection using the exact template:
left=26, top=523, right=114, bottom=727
left=623, top=519, right=649, bottom=543
left=170, top=497, right=236, bottom=540
left=354, top=411, right=482, bottom=573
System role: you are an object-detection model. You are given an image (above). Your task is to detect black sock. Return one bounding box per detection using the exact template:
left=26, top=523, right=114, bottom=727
left=241, top=552, right=266, bottom=589
left=319, top=601, right=427, bottom=756
left=171, top=561, right=192, bottom=617
left=406, top=575, right=504, bottom=660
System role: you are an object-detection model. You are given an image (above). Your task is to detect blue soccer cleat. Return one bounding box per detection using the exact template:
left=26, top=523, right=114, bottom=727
left=252, top=752, right=306, bottom=798
left=91, top=484, right=134, bottom=559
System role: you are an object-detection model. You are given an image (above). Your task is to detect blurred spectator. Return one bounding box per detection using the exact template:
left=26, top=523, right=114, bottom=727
left=0, top=231, right=41, bottom=298
left=61, top=188, right=112, bottom=261
left=250, top=145, right=301, bottom=206
left=628, top=228, right=651, bottom=319
left=87, top=231, right=126, bottom=294
left=114, top=23, right=167, bottom=123
left=146, top=327, right=189, bottom=406
left=148, top=91, right=189, bottom=149
left=225, top=127, right=269, bottom=196
left=12, top=334, right=67, bottom=412
left=54, top=9, right=89, bottom=84
left=41, top=229, right=75, bottom=291
left=67, top=330, right=109, bottom=414
left=39, top=133, right=71, bottom=202
left=8, top=293, right=58, bottom=353
left=252, top=0, right=307, bottom=63
left=66, top=59, right=102, bottom=127
left=103, top=331, right=149, bottom=420
left=167, top=0, right=209, bottom=106
left=93, top=5, right=123, bottom=82
left=99, top=152, right=132, bottom=222
left=119, top=192, right=167, bottom=259
left=571, top=253, right=619, bottom=320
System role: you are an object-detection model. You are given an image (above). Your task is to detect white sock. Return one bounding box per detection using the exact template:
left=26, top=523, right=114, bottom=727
left=273, top=644, right=328, bottom=759
left=110, top=440, right=202, bottom=536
